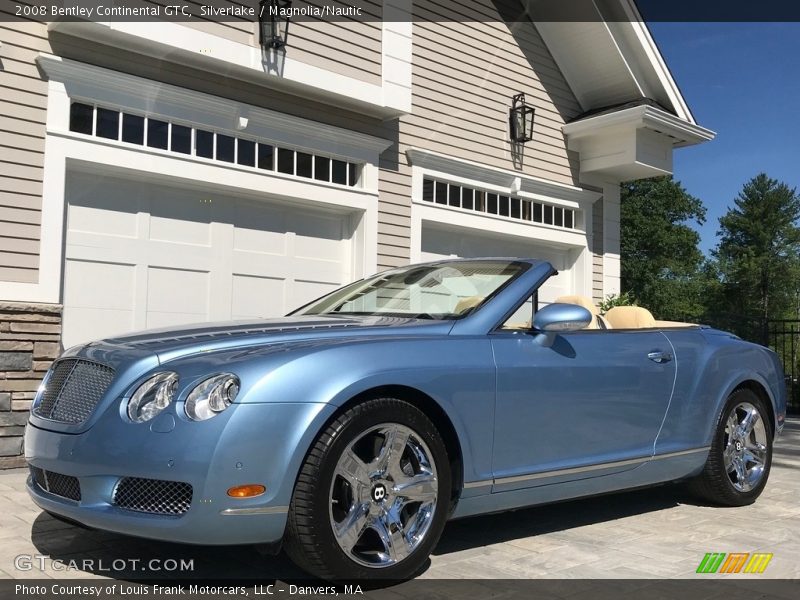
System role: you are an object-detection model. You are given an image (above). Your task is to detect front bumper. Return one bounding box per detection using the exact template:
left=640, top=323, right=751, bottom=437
left=25, top=401, right=335, bottom=545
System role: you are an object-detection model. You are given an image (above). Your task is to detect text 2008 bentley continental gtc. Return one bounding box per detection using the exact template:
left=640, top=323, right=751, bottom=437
left=25, top=258, right=786, bottom=579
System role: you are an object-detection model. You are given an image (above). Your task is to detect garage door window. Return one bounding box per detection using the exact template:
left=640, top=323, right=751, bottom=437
left=68, top=102, right=363, bottom=187
left=422, top=177, right=578, bottom=230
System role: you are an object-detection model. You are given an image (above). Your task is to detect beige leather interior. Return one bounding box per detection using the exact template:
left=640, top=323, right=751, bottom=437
left=604, top=306, right=656, bottom=329
left=496, top=293, right=697, bottom=332
left=454, top=295, right=484, bottom=314
left=554, top=295, right=601, bottom=329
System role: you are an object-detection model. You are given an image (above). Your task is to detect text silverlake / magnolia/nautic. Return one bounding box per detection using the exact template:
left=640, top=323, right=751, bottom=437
left=266, top=4, right=363, bottom=17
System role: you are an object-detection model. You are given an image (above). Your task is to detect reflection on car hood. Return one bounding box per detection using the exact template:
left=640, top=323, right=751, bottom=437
left=78, top=315, right=451, bottom=365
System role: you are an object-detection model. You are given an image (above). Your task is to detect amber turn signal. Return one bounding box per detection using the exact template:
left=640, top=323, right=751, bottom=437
left=227, top=484, right=266, bottom=498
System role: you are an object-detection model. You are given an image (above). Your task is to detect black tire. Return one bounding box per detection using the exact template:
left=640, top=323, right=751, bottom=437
left=687, top=388, right=773, bottom=506
left=284, top=398, right=451, bottom=580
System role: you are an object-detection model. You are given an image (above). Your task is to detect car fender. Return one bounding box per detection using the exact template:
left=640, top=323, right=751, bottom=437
left=706, top=368, right=781, bottom=444
left=657, top=331, right=785, bottom=453
left=238, top=337, right=496, bottom=489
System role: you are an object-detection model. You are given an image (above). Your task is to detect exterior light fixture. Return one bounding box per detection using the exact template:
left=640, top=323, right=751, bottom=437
left=509, top=92, right=535, bottom=143
left=259, top=0, right=292, bottom=49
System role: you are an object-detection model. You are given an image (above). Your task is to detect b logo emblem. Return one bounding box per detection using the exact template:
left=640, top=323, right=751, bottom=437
left=372, top=484, right=386, bottom=502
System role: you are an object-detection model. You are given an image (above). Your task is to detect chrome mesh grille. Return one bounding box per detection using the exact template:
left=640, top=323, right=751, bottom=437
left=30, top=467, right=81, bottom=502
left=33, top=359, right=115, bottom=424
left=113, top=477, right=193, bottom=516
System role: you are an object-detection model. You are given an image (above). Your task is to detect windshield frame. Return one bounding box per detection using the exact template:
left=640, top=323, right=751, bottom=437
left=289, top=260, right=531, bottom=320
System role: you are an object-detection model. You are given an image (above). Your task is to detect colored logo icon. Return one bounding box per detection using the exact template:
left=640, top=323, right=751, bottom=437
left=696, top=552, right=773, bottom=574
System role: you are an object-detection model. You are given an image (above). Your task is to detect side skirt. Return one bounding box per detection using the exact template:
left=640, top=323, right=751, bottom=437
left=451, top=448, right=708, bottom=519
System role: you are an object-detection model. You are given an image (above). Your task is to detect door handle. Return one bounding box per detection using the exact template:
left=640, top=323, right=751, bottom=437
left=648, top=351, right=673, bottom=364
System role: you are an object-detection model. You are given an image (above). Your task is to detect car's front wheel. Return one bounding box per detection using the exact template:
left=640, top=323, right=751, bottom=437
left=688, top=388, right=773, bottom=506
left=285, top=398, right=451, bottom=580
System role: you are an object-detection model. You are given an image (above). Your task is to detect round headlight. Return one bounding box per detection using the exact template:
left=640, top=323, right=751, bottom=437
left=185, top=374, right=240, bottom=421
left=127, top=372, right=179, bottom=423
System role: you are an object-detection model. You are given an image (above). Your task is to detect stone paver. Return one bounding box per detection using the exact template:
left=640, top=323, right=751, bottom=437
left=0, top=420, right=797, bottom=580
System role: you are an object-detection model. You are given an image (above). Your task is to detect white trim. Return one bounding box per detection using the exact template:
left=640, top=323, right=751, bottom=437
left=406, top=148, right=601, bottom=207
left=526, top=1, right=699, bottom=125
left=382, top=0, right=413, bottom=114
left=563, top=104, right=715, bottom=181
left=48, top=15, right=411, bottom=119
left=618, top=1, right=696, bottom=124
left=412, top=202, right=590, bottom=250
left=601, top=182, right=622, bottom=297
left=37, top=54, right=393, bottom=163
left=408, top=162, right=595, bottom=299
left=563, top=104, right=714, bottom=148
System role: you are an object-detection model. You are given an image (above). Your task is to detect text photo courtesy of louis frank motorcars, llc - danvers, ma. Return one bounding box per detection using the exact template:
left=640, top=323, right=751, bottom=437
left=0, top=0, right=800, bottom=598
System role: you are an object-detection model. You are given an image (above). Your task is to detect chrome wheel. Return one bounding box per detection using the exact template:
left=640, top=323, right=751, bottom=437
left=723, top=401, right=768, bottom=492
left=328, top=423, right=438, bottom=568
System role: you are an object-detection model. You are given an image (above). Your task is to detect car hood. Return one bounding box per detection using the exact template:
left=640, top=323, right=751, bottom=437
left=70, top=315, right=453, bottom=367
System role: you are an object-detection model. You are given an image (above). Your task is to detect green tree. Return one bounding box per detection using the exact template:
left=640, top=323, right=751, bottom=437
left=714, top=173, right=800, bottom=322
left=620, top=176, right=707, bottom=320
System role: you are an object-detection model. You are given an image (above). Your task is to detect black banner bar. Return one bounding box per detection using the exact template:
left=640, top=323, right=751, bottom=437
left=3, top=0, right=800, bottom=23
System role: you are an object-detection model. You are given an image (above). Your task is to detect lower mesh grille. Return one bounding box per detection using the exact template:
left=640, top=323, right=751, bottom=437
left=113, top=477, right=193, bottom=516
left=30, top=467, right=81, bottom=502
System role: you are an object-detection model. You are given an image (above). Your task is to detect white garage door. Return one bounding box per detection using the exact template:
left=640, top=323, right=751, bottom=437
left=420, top=223, right=577, bottom=304
left=62, top=171, right=356, bottom=348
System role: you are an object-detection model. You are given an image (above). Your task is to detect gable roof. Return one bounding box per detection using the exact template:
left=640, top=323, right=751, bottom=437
left=529, top=0, right=696, bottom=124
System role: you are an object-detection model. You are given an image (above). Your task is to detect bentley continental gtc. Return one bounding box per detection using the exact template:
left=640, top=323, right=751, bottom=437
left=24, top=258, right=786, bottom=579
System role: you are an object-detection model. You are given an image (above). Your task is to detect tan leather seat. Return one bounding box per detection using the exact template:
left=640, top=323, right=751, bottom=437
left=454, top=295, right=484, bottom=314
left=604, top=306, right=656, bottom=329
left=554, top=295, right=601, bottom=329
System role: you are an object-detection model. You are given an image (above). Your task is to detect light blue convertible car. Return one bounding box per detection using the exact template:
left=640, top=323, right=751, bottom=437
left=25, top=258, right=786, bottom=579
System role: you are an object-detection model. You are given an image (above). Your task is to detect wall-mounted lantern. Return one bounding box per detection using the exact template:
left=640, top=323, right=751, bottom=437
left=259, top=0, right=293, bottom=49
left=509, top=93, right=535, bottom=143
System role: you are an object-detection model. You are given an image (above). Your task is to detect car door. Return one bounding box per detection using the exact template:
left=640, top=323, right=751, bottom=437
left=490, top=326, right=676, bottom=493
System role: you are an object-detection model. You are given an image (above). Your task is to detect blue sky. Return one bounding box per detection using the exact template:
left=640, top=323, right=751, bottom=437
left=646, top=22, right=800, bottom=255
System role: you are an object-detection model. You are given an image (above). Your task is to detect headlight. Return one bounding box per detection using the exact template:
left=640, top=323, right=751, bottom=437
left=127, top=372, right=179, bottom=423
left=185, top=374, right=239, bottom=421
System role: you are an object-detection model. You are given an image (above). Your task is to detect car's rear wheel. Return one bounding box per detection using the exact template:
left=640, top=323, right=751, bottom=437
left=284, top=398, right=451, bottom=580
left=688, top=388, right=772, bottom=506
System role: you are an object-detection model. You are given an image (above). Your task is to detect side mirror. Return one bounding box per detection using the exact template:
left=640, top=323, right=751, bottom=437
left=533, top=303, right=592, bottom=346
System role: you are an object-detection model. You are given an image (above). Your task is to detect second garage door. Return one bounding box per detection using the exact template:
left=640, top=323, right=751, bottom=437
left=420, top=222, right=580, bottom=304
left=62, top=171, right=357, bottom=348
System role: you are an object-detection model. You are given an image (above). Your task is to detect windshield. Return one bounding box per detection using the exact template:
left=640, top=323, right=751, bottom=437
left=294, top=260, right=528, bottom=319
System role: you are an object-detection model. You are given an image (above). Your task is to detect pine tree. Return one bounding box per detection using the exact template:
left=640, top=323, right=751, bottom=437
left=714, top=173, right=800, bottom=321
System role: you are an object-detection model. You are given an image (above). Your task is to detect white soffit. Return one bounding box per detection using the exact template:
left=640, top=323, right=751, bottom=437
left=562, top=104, right=715, bottom=181
left=563, top=104, right=715, bottom=147
left=528, top=0, right=695, bottom=124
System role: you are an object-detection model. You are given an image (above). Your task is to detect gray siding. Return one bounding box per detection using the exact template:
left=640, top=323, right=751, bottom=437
left=0, top=16, right=50, bottom=285
left=174, top=0, right=383, bottom=86
left=378, top=158, right=412, bottom=268
left=285, top=16, right=382, bottom=85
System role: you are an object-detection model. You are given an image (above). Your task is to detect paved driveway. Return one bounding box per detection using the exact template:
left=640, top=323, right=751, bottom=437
left=0, top=421, right=798, bottom=581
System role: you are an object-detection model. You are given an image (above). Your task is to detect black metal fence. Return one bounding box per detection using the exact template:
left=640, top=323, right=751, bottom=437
left=765, top=320, right=800, bottom=415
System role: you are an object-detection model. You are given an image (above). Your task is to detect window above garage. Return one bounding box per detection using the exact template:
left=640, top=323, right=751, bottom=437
left=421, top=178, right=579, bottom=231
left=69, top=101, right=363, bottom=188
